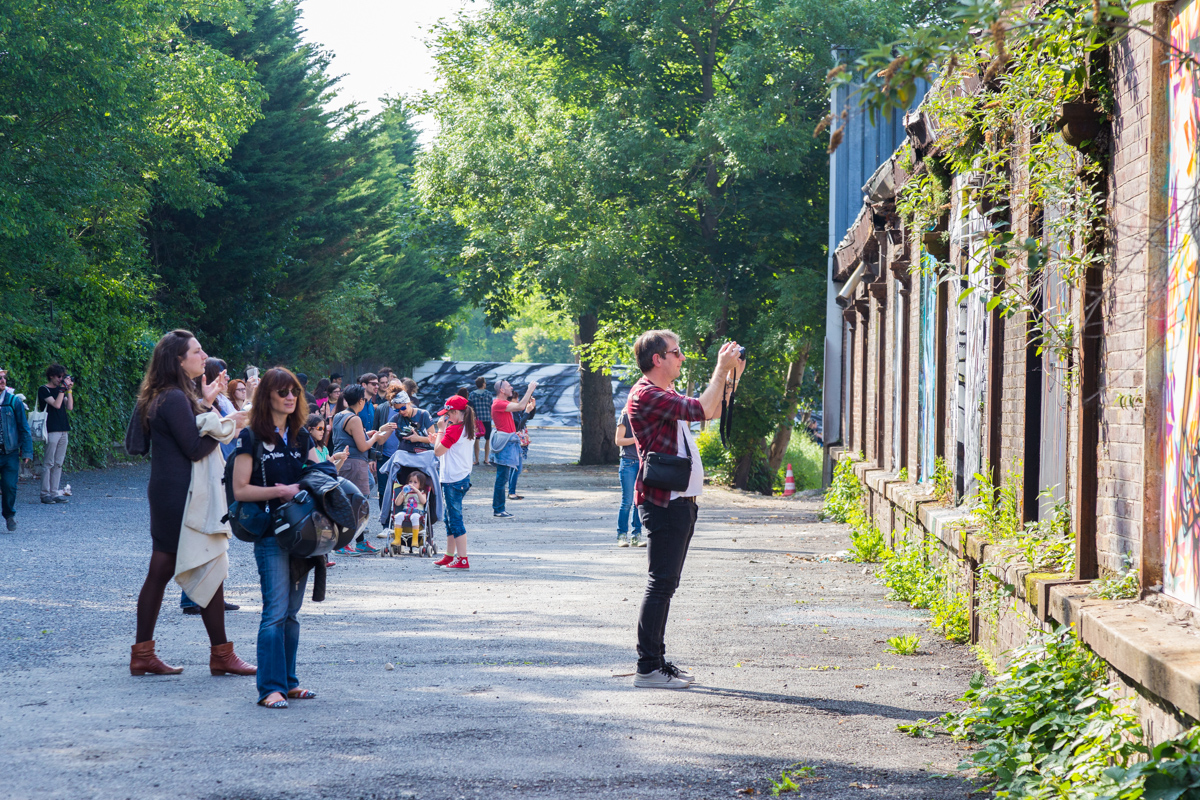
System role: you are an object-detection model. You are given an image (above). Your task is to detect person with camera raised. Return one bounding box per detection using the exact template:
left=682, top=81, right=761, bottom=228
left=626, top=331, right=744, bottom=689
left=37, top=364, right=73, bottom=504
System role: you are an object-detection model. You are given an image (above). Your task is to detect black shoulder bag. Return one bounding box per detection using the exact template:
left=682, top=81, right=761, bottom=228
left=641, top=424, right=693, bottom=492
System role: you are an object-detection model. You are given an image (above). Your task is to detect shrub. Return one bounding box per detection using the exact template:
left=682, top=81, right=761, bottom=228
left=695, top=427, right=732, bottom=483
left=822, top=456, right=862, bottom=523
left=847, top=522, right=887, bottom=563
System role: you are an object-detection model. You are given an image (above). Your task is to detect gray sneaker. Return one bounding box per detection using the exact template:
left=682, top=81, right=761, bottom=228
left=633, top=667, right=691, bottom=690
left=633, top=534, right=646, bottom=547
left=662, top=661, right=695, bottom=684
left=617, top=535, right=630, bottom=547
left=4, top=516, right=15, bottom=532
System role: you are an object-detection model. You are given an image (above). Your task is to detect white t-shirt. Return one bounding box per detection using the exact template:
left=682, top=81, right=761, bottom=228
left=671, top=421, right=705, bottom=500
left=437, top=423, right=474, bottom=484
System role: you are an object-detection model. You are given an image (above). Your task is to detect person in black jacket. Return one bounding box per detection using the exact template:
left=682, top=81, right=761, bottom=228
left=129, top=330, right=256, bottom=679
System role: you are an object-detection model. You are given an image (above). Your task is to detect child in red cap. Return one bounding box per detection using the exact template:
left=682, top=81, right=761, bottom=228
left=433, top=395, right=476, bottom=570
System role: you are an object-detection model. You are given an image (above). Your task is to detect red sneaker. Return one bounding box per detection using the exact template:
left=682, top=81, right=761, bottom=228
left=445, top=556, right=470, bottom=570
left=433, top=555, right=454, bottom=568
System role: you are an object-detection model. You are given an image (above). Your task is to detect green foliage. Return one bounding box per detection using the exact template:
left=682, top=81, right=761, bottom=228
left=822, top=457, right=863, bottom=523
left=932, top=456, right=954, bottom=504
left=848, top=523, right=888, bottom=564
left=774, top=433, right=823, bottom=493
left=971, top=469, right=1077, bottom=575
left=969, top=469, right=1023, bottom=544
left=0, top=0, right=262, bottom=465
left=1092, top=556, right=1140, bottom=600
left=878, top=536, right=969, bottom=643
left=417, top=0, right=927, bottom=483
left=445, top=297, right=576, bottom=364
left=886, top=634, right=922, bottom=656
left=695, top=428, right=734, bottom=485
left=898, top=467, right=909, bottom=482
left=770, top=765, right=816, bottom=796
left=944, top=627, right=1146, bottom=799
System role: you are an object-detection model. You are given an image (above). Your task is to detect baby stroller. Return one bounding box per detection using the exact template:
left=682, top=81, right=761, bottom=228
left=379, top=449, right=442, bottom=558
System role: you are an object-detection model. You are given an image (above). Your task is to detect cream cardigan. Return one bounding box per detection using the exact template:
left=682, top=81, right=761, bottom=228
left=173, top=411, right=238, bottom=607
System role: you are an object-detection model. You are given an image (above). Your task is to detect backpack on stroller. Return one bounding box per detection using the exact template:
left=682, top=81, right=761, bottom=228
left=379, top=449, right=443, bottom=558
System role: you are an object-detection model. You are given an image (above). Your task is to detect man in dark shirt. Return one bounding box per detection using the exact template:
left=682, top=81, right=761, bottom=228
left=467, top=376, right=493, bottom=465
left=36, top=364, right=73, bottom=503
left=625, top=330, right=743, bottom=689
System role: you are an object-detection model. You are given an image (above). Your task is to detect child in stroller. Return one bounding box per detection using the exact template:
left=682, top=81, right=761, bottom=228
left=383, top=467, right=439, bottom=557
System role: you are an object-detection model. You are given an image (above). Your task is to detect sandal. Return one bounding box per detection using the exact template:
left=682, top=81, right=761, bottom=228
left=508, top=494, right=523, bottom=500
left=288, top=688, right=317, bottom=700
left=257, top=693, right=288, bottom=709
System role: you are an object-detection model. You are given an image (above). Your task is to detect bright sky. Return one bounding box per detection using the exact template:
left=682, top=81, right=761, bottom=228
left=298, top=0, right=478, bottom=139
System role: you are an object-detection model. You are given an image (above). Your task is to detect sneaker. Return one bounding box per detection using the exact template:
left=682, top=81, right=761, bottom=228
left=433, top=555, right=454, bottom=568
left=182, top=606, right=202, bottom=616
left=326, top=558, right=336, bottom=568
left=445, top=556, right=470, bottom=570
left=334, top=546, right=354, bottom=557
left=493, top=511, right=514, bottom=518
left=633, top=666, right=691, bottom=690
left=40, top=495, right=57, bottom=504
left=354, top=540, right=378, bottom=554
left=634, top=535, right=646, bottom=547
left=662, top=661, right=695, bottom=685
left=617, top=536, right=630, bottom=547
left=376, top=530, right=388, bottom=539
left=4, top=516, right=14, bottom=532
left=53, top=494, right=68, bottom=503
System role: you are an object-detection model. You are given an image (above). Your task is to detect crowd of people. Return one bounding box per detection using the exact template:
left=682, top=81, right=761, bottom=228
left=1, top=324, right=743, bottom=705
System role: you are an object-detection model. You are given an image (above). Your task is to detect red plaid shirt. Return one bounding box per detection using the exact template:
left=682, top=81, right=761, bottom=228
left=626, top=376, right=706, bottom=508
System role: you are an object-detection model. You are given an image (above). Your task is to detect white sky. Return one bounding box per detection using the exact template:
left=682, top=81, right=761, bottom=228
left=298, top=0, right=478, bottom=140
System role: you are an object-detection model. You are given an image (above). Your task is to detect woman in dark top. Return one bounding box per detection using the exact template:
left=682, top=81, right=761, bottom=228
left=231, top=367, right=319, bottom=709
left=37, top=364, right=73, bottom=503
left=130, top=329, right=256, bottom=678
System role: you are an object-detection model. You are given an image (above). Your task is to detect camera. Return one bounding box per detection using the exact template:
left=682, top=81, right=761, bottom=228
left=737, top=346, right=746, bottom=360
left=399, top=424, right=416, bottom=438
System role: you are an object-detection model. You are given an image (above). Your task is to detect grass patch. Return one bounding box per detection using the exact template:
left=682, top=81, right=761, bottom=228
left=886, top=634, right=921, bottom=655
left=773, top=431, right=822, bottom=493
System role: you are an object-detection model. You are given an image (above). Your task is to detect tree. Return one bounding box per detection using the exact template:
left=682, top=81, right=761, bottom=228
left=0, top=0, right=262, bottom=463
left=419, top=0, right=916, bottom=481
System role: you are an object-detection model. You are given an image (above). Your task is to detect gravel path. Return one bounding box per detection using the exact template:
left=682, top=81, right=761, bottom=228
left=0, top=429, right=981, bottom=799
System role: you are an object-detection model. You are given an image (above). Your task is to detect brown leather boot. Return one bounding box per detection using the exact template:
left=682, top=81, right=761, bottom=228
left=130, top=640, right=183, bottom=676
left=210, top=642, right=256, bottom=676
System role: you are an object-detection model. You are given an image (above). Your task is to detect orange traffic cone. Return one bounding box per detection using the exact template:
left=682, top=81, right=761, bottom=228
left=783, top=463, right=796, bottom=496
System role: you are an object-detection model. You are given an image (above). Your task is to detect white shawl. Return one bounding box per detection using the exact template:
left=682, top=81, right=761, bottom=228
left=174, top=411, right=238, bottom=607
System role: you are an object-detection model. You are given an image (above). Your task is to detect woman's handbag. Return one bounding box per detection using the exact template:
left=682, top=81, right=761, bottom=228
left=640, top=426, right=694, bottom=492
left=222, top=432, right=273, bottom=542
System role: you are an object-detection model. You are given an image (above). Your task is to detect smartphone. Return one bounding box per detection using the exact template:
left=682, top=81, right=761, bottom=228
left=246, top=366, right=260, bottom=380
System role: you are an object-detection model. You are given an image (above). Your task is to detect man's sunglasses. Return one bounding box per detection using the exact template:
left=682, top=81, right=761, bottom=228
left=665, top=348, right=682, bottom=357
left=275, top=387, right=299, bottom=398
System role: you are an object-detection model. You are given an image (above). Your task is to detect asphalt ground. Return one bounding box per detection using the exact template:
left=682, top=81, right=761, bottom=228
left=0, top=429, right=983, bottom=800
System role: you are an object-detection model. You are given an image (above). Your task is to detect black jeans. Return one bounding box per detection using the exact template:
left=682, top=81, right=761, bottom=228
left=636, top=497, right=698, bottom=674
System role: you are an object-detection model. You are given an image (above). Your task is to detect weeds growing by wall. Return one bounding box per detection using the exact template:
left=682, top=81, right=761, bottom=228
left=904, top=625, right=1200, bottom=799
left=877, top=536, right=970, bottom=642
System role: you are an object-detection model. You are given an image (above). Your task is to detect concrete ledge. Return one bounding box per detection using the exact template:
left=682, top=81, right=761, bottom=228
left=921, top=507, right=971, bottom=555
left=1049, top=585, right=1200, bottom=722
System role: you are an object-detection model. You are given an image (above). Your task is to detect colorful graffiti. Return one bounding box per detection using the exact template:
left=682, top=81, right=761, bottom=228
left=918, top=249, right=938, bottom=482
left=1164, top=0, right=1200, bottom=606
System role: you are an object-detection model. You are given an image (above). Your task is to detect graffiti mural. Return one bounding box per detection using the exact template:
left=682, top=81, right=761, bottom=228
left=1164, top=0, right=1200, bottom=606
left=411, top=361, right=636, bottom=427
left=918, top=248, right=938, bottom=483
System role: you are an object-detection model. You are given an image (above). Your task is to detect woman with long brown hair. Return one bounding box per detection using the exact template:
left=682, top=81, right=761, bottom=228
left=227, top=379, right=248, bottom=411
left=230, top=367, right=319, bottom=708
left=130, top=329, right=255, bottom=677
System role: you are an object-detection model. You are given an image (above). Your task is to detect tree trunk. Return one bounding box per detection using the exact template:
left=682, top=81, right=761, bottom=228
left=578, top=312, right=619, bottom=465
left=766, top=344, right=812, bottom=478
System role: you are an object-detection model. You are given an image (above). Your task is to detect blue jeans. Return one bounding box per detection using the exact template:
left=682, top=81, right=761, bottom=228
left=618, top=457, right=642, bottom=536
left=180, top=591, right=197, bottom=609
left=254, top=536, right=307, bottom=702
left=493, top=464, right=513, bottom=513
left=443, top=476, right=470, bottom=537
left=0, top=451, right=19, bottom=518
left=508, top=445, right=528, bottom=495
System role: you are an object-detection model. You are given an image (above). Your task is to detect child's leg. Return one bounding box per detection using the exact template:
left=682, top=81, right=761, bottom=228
left=455, top=534, right=467, bottom=559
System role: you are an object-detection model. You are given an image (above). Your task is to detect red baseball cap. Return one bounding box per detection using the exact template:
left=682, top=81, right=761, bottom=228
left=437, top=395, right=469, bottom=416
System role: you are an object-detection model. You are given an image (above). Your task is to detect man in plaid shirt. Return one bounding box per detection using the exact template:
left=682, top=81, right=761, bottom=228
left=626, top=330, right=744, bottom=689
left=467, top=376, right=493, bottom=465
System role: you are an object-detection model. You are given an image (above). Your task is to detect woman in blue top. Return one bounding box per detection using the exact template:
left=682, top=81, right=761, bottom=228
left=230, top=367, right=317, bottom=709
